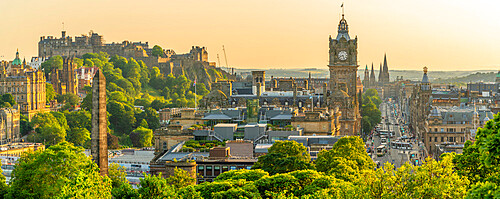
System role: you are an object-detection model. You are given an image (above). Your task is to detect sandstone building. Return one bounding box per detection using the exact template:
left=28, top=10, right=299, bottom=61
left=324, top=14, right=361, bottom=136
left=49, top=56, right=78, bottom=96
left=0, top=108, right=20, bottom=143
left=0, top=50, right=48, bottom=119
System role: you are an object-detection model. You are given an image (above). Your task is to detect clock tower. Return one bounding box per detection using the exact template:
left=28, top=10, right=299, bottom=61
left=326, top=13, right=361, bottom=136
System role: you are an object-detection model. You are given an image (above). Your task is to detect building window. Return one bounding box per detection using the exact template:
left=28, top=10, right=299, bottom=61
left=461, top=137, right=464, bottom=142
left=206, top=166, right=213, bottom=176
left=440, top=128, right=444, bottom=132
left=429, top=137, right=432, bottom=142
left=441, top=137, right=444, bottom=142
left=198, top=166, right=204, bottom=176
left=222, top=166, right=229, bottom=172
left=230, top=166, right=236, bottom=170
left=214, top=166, right=220, bottom=176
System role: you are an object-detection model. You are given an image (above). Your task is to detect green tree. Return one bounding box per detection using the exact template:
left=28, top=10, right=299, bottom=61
left=215, top=169, right=269, bottom=182
left=108, top=101, right=136, bottom=135
left=254, top=173, right=300, bottom=197
left=363, top=88, right=382, bottom=108
left=7, top=142, right=111, bottom=198
left=30, top=112, right=66, bottom=145
left=165, top=168, right=196, bottom=188
left=108, top=91, right=128, bottom=103
left=252, top=140, right=313, bottom=175
left=316, top=136, right=374, bottom=181
left=66, top=127, right=90, bottom=147
left=361, top=116, right=372, bottom=136
left=150, top=99, right=166, bottom=111
left=19, top=114, right=33, bottom=136
left=45, top=83, right=56, bottom=102
left=109, top=163, right=138, bottom=199
left=143, top=107, right=160, bottom=130
left=456, top=113, right=500, bottom=198
left=136, top=174, right=177, bottom=199
left=65, top=110, right=91, bottom=132
left=139, top=119, right=149, bottom=128
left=56, top=93, right=81, bottom=111
left=130, top=127, right=153, bottom=148
left=73, top=57, right=84, bottom=67
left=193, top=83, right=209, bottom=96
left=1, top=94, right=15, bottom=107
left=0, top=161, right=8, bottom=198
left=138, top=60, right=150, bottom=86
left=360, top=92, right=381, bottom=135
left=40, top=55, right=63, bottom=78
left=151, top=45, right=164, bottom=58
left=50, top=111, right=69, bottom=132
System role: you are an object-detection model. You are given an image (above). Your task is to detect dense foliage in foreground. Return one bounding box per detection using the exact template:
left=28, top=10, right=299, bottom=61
left=1, top=114, right=499, bottom=198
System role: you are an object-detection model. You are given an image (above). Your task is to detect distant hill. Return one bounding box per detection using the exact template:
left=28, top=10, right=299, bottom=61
left=433, top=72, right=497, bottom=86
left=234, top=68, right=498, bottom=83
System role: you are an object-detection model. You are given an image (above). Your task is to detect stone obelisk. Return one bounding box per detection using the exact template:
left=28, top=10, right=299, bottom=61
left=91, top=69, right=108, bottom=176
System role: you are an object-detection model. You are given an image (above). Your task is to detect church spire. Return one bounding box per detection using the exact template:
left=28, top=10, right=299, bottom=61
left=364, top=65, right=370, bottom=87
left=378, top=63, right=383, bottom=82
left=383, top=53, right=389, bottom=83
left=370, top=63, right=376, bottom=84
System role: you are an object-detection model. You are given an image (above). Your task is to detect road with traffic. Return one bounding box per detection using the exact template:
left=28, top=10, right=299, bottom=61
left=367, top=101, right=421, bottom=168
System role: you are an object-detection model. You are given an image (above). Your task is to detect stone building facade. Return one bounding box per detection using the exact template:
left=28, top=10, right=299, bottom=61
left=0, top=108, right=20, bottom=143
left=76, top=66, right=98, bottom=96
left=408, top=67, right=432, bottom=155
left=325, top=14, right=361, bottom=136
left=426, top=105, right=494, bottom=158
left=49, top=57, right=78, bottom=96
left=0, top=50, right=48, bottom=120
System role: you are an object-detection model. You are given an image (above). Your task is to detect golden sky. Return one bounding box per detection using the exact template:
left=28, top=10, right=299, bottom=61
left=0, top=0, right=499, bottom=71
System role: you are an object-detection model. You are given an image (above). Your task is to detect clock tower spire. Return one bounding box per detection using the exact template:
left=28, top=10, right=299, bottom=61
left=327, top=6, right=361, bottom=136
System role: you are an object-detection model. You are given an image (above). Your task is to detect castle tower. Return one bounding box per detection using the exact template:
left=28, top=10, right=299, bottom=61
left=252, top=71, right=265, bottom=95
left=327, top=12, right=361, bottom=135
left=91, top=69, right=108, bottom=176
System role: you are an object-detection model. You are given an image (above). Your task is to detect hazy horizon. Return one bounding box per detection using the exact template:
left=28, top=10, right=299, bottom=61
left=1, top=0, right=499, bottom=71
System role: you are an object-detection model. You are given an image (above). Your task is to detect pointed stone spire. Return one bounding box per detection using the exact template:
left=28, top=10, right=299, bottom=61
left=378, top=63, right=383, bottom=83
left=363, top=65, right=370, bottom=87
left=383, top=53, right=389, bottom=82
left=370, top=63, right=376, bottom=85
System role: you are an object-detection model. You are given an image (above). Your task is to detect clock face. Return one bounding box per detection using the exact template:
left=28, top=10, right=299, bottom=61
left=338, top=51, right=348, bottom=61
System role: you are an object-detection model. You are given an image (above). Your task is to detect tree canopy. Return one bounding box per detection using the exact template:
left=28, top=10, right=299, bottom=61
left=252, top=140, right=314, bottom=175
left=7, top=142, right=111, bottom=198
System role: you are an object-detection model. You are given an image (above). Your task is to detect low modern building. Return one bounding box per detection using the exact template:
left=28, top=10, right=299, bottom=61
left=288, top=135, right=340, bottom=159
left=150, top=141, right=257, bottom=184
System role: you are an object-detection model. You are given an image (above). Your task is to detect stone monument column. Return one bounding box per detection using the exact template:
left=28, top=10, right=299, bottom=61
left=91, top=69, right=108, bottom=176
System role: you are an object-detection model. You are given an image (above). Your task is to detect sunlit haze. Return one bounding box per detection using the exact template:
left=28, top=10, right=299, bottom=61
left=1, top=0, right=499, bottom=70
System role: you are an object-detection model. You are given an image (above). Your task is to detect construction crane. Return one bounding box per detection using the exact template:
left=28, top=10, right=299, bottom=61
left=217, top=54, right=221, bottom=68
left=222, top=45, right=229, bottom=73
